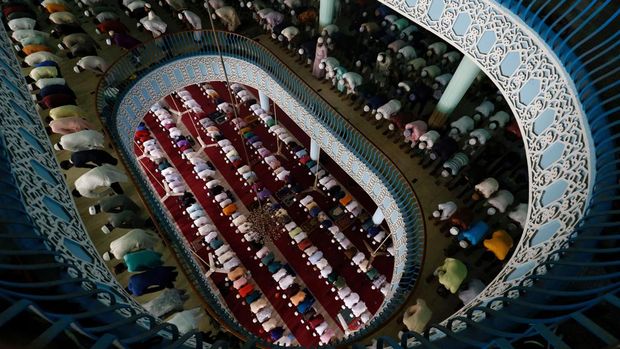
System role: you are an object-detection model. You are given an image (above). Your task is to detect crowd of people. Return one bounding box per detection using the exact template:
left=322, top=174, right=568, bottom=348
left=134, top=81, right=400, bottom=344
left=240, top=0, right=528, bottom=336
left=3, top=0, right=530, bottom=343
left=3, top=0, right=223, bottom=339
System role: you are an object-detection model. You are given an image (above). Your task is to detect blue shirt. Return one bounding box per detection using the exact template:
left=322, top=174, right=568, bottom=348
left=127, top=266, right=176, bottom=296
left=459, top=221, right=490, bottom=246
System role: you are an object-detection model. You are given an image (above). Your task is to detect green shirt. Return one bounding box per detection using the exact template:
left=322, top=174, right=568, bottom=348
left=124, top=250, right=163, bottom=272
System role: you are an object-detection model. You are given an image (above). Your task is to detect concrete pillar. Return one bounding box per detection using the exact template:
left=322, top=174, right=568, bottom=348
left=428, top=56, right=481, bottom=128
left=372, top=207, right=384, bottom=225
left=319, top=0, right=336, bottom=30
left=310, top=138, right=320, bottom=161
left=258, top=90, right=270, bottom=113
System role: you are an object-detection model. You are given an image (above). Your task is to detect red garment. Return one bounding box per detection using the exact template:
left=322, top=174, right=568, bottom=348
left=40, top=94, right=75, bottom=109
left=232, top=159, right=243, bottom=168
left=2, top=5, right=27, bottom=17
left=163, top=122, right=176, bottom=130
left=299, top=155, right=311, bottom=165
left=450, top=208, right=474, bottom=231
left=238, top=283, right=254, bottom=298
left=505, top=119, right=522, bottom=139
left=348, top=317, right=362, bottom=331
left=134, top=129, right=150, bottom=140
left=309, top=314, right=324, bottom=328
left=179, top=144, right=192, bottom=152
left=137, top=135, right=151, bottom=144
left=96, top=20, right=127, bottom=34
left=297, top=239, right=312, bottom=251
left=391, top=113, right=412, bottom=130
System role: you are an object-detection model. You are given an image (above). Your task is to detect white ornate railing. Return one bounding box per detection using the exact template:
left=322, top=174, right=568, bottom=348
left=379, top=0, right=595, bottom=329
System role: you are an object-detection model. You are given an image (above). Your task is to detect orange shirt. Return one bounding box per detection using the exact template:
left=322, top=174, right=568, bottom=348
left=339, top=193, right=353, bottom=206
left=290, top=291, right=306, bottom=306
left=297, top=10, right=316, bottom=24
left=222, top=203, right=237, bottom=215
left=483, top=230, right=513, bottom=261
left=22, top=44, right=51, bottom=56
left=45, top=3, right=67, bottom=13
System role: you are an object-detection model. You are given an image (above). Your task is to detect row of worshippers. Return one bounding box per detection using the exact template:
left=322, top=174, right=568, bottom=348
left=8, top=0, right=109, bottom=76
left=101, top=226, right=207, bottom=334
left=4, top=0, right=210, bottom=336
left=1, top=1, right=131, bottom=204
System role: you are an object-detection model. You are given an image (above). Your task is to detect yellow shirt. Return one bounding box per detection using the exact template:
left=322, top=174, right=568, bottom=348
left=49, top=105, right=84, bottom=120
left=483, top=230, right=513, bottom=261
left=29, top=66, right=58, bottom=81
left=45, top=3, right=67, bottom=13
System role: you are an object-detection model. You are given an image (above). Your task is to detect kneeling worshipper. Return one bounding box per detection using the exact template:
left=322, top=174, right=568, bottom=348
left=89, top=194, right=139, bottom=215
left=402, top=298, right=432, bottom=333
left=74, top=55, right=108, bottom=74
left=458, top=279, right=485, bottom=305
left=32, top=82, right=75, bottom=104
left=122, top=249, right=163, bottom=272
left=166, top=308, right=204, bottom=335
left=54, top=129, right=105, bottom=151
left=27, top=75, right=64, bottom=92
left=57, top=33, right=98, bottom=58
left=60, top=149, right=118, bottom=169
left=481, top=230, right=514, bottom=262
left=23, top=50, right=62, bottom=68
left=48, top=116, right=95, bottom=135
left=100, top=206, right=151, bottom=234
left=457, top=220, right=490, bottom=248
left=138, top=6, right=168, bottom=38
left=143, top=288, right=188, bottom=318
left=106, top=30, right=142, bottom=50
left=214, top=6, right=241, bottom=32
left=127, top=265, right=178, bottom=296
left=433, top=258, right=467, bottom=294
left=102, top=228, right=160, bottom=261
left=72, top=164, right=128, bottom=198
left=432, top=201, right=457, bottom=222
